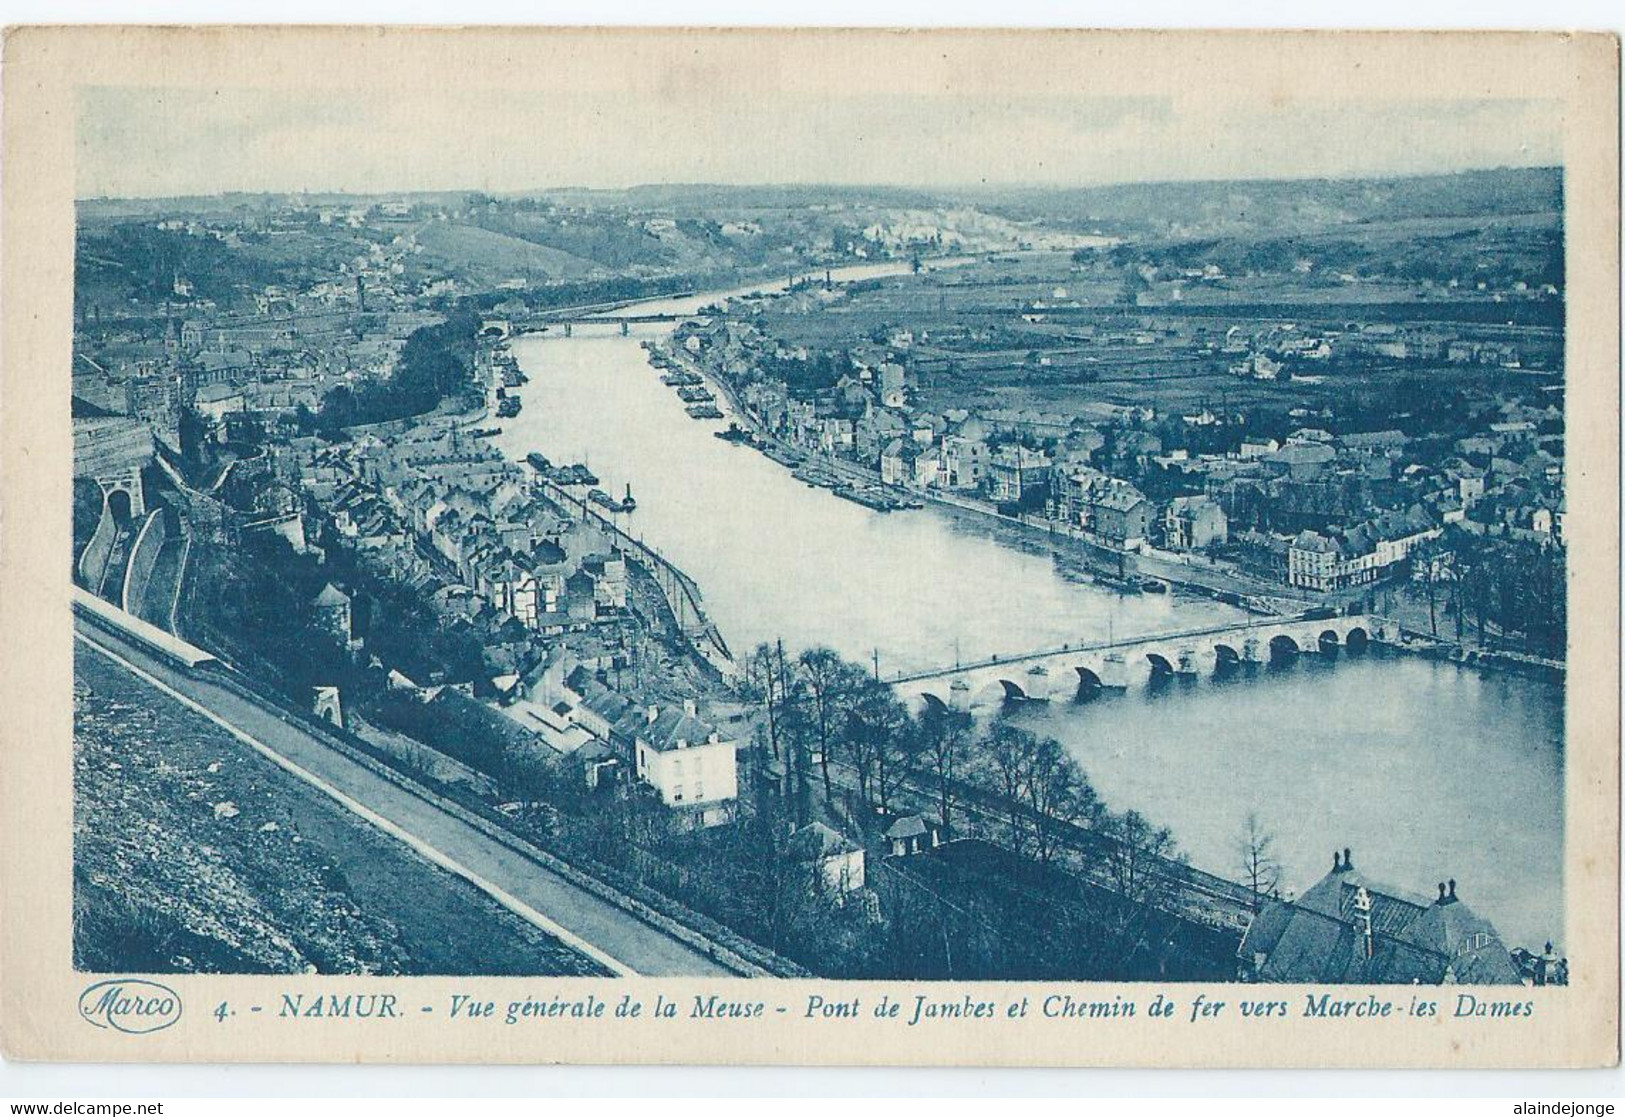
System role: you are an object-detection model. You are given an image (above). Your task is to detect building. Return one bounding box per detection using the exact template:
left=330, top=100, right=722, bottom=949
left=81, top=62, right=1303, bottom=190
left=789, top=822, right=866, bottom=896
left=1163, top=495, right=1229, bottom=551
left=884, top=813, right=944, bottom=857
left=564, top=670, right=637, bottom=740
left=1083, top=480, right=1154, bottom=547
left=939, top=434, right=989, bottom=490
left=877, top=362, right=908, bottom=409
left=73, top=416, right=156, bottom=517
left=1239, top=848, right=1525, bottom=984
left=1287, top=509, right=1439, bottom=592
left=632, top=700, right=738, bottom=827
left=987, top=445, right=1052, bottom=504
left=312, top=582, right=356, bottom=645
left=879, top=438, right=909, bottom=487
left=1287, top=531, right=1340, bottom=591
left=312, top=685, right=345, bottom=728
left=1268, top=442, right=1336, bottom=481
left=579, top=551, right=628, bottom=613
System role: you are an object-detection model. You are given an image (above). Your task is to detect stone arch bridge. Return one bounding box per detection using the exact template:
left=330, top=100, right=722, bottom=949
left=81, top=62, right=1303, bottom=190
left=892, top=614, right=1390, bottom=710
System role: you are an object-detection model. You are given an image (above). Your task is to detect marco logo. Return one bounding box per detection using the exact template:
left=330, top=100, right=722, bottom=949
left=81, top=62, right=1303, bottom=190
left=77, top=979, right=183, bottom=1035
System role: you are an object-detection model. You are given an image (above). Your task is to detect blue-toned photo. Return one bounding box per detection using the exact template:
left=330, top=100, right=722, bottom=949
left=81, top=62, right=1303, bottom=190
left=70, top=80, right=1568, bottom=988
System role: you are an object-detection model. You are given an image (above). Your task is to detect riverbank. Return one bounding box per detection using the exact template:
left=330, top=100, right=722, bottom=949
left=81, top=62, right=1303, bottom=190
left=656, top=337, right=1306, bottom=615
left=656, top=338, right=1566, bottom=684
left=497, top=280, right=1564, bottom=956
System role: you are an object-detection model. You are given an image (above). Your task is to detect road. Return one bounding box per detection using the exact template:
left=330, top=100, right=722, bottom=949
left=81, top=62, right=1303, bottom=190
left=74, top=613, right=735, bottom=978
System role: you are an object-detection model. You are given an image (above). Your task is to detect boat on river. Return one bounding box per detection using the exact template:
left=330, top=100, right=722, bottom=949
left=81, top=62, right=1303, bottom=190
left=832, top=484, right=914, bottom=513
left=686, top=404, right=724, bottom=420
left=587, top=485, right=638, bottom=514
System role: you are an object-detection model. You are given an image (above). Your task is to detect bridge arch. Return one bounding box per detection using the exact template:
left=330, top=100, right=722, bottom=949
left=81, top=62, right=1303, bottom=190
left=996, top=678, right=1029, bottom=702
left=1075, top=666, right=1103, bottom=694
left=970, top=679, right=1028, bottom=706
left=1345, top=626, right=1370, bottom=653
left=1146, top=652, right=1175, bottom=677
left=1318, top=629, right=1341, bottom=653
left=1268, top=634, right=1300, bottom=663
left=1214, top=643, right=1241, bottom=667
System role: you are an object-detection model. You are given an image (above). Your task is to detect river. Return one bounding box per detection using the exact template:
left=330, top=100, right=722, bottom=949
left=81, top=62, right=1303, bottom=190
left=490, top=266, right=1565, bottom=952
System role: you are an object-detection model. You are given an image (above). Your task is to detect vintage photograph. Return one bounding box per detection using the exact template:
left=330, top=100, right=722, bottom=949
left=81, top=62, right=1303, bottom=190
left=63, top=74, right=1573, bottom=995
left=2, top=27, right=1612, bottom=1074
left=64, top=55, right=1579, bottom=991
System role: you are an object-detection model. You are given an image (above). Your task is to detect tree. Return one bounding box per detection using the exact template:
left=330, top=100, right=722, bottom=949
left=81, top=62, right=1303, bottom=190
left=1025, top=736, right=1101, bottom=866
left=742, top=642, right=793, bottom=763
left=1101, top=810, right=1178, bottom=906
left=1236, top=810, right=1281, bottom=911
left=844, top=676, right=911, bottom=811
left=1094, top=809, right=1182, bottom=970
left=918, top=704, right=974, bottom=830
left=797, top=646, right=851, bottom=800
left=979, top=723, right=1038, bottom=855
left=777, top=698, right=817, bottom=825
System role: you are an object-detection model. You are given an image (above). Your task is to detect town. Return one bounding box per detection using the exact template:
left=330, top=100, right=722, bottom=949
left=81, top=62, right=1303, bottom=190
left=72, top=172, right=1567, bottom=986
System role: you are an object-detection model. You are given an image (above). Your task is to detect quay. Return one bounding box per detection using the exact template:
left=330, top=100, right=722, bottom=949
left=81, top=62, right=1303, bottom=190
left=525, top=469, right=737, bottom=677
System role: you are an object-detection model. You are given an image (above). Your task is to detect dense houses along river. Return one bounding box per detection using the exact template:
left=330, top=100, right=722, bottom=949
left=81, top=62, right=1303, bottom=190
left=490, top=273, right=1565, bottom=953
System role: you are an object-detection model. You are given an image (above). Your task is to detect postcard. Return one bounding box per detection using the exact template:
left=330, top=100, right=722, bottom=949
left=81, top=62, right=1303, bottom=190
left=1, top=26, right=1617, bottom=1067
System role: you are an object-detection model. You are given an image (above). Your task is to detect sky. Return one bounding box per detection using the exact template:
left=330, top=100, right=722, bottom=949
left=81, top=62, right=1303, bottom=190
left=75, top=85, right=1564, bottom=200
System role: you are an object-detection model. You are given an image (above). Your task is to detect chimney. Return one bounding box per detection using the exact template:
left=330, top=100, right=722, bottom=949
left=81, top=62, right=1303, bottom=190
left=1437, top=882, right=1448, bottom=903
left=682, top=698, right=697, bottom=718
left=1354, top=886, right=1375, bottom=958
left=1332, top=850, right=1342, bottom=872
left=1447, top=879, right=1457, bottom=902
left=1343, top=847, right=1353, bottom=871
left=646, top=704, right=659, bottom=724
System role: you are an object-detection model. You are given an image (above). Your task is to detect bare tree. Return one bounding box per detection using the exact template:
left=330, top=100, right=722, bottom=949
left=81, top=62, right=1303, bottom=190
left=844, top=676, right=911, bottom=811
left=1094, top=809, right=1182, bottom=971
left=742, top=641, right=793, bottom=763
left=979, top=723, right=1038, bottom=855
left=1026, top=736, right=1101, bottom=866
left=1101, top=809, right=1178, bottom=906
left=918, top=703, right=974, bottom=830
left=797, top=646, right=855, bottom=800
left=1236, top=810, right=1281, bottom=911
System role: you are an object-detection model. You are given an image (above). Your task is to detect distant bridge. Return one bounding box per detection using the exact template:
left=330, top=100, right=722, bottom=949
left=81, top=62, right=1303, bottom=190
left=517, top=314, right=691, bottom=337
left=892, top=613, right=1391, bottom=709
left=513, top=292, right=705, bottom=336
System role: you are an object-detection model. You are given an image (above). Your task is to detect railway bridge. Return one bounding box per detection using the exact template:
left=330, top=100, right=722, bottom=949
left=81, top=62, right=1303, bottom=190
left=891, top=613, right=1390, bottom=709
left=524, top=315, right=691, bottom=337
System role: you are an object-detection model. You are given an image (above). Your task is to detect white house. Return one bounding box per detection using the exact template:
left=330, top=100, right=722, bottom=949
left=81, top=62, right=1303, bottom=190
left=789, top=822, right=866, bottom=897
left=632, top=700, right=738, bottom=827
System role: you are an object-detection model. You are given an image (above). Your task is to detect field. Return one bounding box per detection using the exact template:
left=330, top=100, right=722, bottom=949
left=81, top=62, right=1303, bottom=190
left=742, top=221, right=1562, bottom=425
left=412, top=220, right=606, bottom=283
